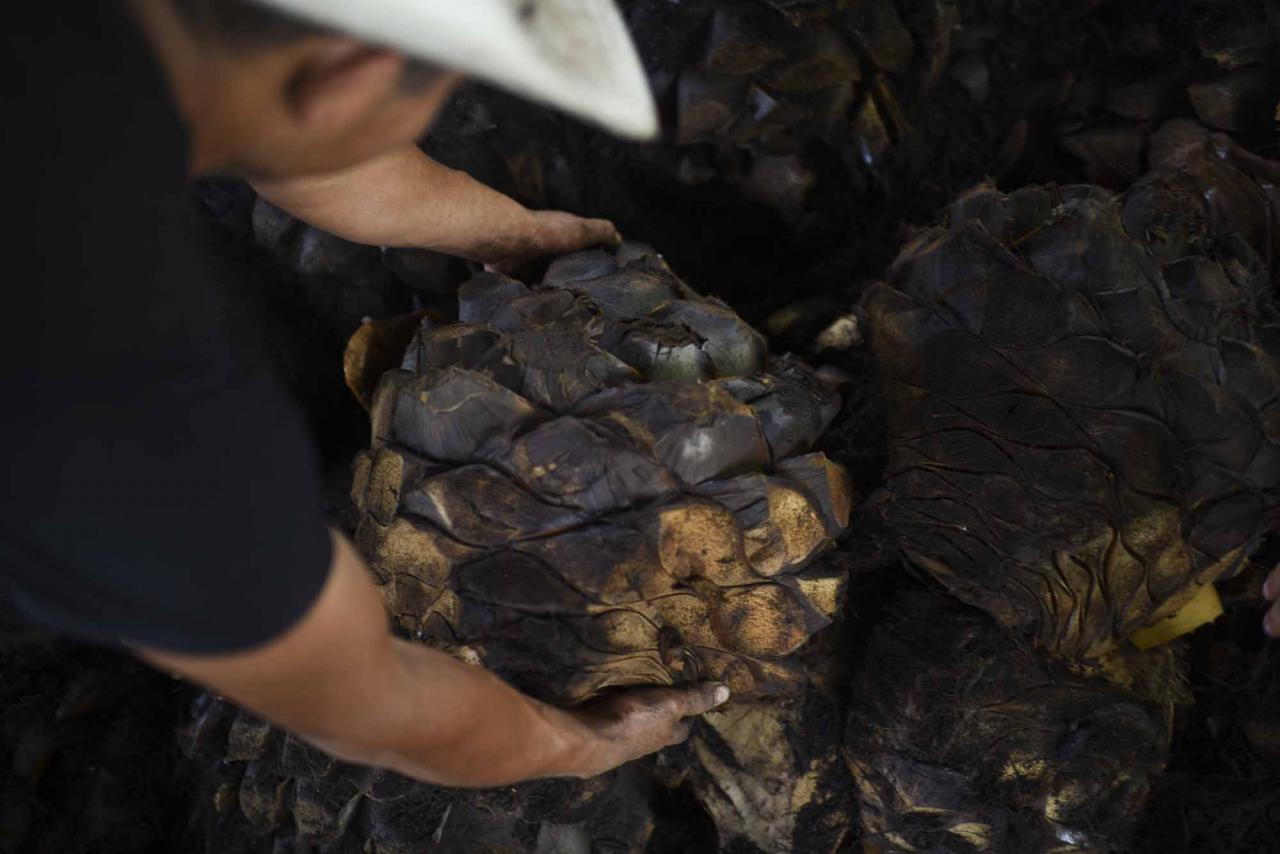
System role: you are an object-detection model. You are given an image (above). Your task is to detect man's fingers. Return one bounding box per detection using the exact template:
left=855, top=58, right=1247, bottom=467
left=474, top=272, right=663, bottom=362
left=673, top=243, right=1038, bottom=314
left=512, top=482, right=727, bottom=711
left=514, top=212, right=620, bottom=265
left=583, top=217, right=622, bottom=248
left=623, top=681, right=728, bottom=721
left=552, top=212, right=618, bottom=249
left=658, top=683, right=729, bottom=746
left=666, top=682, right=731, bottom=718
left=566, top=682, right=732, bottom=776
left=1266, top=598, right=1280, bottom=638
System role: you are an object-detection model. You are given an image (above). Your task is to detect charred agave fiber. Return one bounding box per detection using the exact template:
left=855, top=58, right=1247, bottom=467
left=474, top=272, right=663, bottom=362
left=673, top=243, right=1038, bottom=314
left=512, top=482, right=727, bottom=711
left=180, top=245, right=852, bottom=852
left=180, top=692, right=657, bottom=854
left=866, top=160, right=1280, bottom=660
left=846, top=593, right=1178, bottom=854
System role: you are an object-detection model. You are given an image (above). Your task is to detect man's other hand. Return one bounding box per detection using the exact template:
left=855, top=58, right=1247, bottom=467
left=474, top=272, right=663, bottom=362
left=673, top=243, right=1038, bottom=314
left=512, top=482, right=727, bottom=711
left=487, top=210, right=621, bottom=277
left=563, top=683, right=731, bottom=779
left=252, top=145, right=622, bottom=277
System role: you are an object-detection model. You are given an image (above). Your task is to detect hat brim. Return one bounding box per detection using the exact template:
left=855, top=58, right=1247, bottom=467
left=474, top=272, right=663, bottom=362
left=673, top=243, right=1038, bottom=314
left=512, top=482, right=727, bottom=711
left=255, top=0, right=658, bottom=140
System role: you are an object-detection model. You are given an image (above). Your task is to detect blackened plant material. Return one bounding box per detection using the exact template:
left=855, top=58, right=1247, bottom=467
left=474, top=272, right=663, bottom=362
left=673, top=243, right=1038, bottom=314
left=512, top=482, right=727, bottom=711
left=846, top=593, right=1179, bottom=854
left=867, top=166, right=1280, bottom=660
left=357, top=245, right=852, bottom=705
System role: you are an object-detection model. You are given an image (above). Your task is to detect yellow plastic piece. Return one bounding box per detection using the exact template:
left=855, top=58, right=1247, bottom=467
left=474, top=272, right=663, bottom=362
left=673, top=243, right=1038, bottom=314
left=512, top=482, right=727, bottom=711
left=1131, top=584, right=1224, bottom=651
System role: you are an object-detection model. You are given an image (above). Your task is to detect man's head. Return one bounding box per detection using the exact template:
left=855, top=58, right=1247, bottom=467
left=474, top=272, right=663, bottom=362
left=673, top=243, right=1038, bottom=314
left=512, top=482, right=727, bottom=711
left=132, top=0, right=657, bottom=179
left=134, top=0, right=462, bottom=179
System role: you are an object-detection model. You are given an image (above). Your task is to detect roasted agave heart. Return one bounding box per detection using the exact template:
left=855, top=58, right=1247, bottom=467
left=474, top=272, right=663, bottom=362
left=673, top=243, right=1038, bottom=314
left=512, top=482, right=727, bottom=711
left=355, top=244, right=852, bottom=703
left=866, top=167, right=1280, bottom=659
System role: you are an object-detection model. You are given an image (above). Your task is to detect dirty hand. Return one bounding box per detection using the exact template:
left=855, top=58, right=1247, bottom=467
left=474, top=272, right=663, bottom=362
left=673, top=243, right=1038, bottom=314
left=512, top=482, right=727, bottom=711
left=487, top=210, right=621, bottom=276
left=561, top=682, right=730, bottom=778
left=1264, top=563, right=1280, bottom=637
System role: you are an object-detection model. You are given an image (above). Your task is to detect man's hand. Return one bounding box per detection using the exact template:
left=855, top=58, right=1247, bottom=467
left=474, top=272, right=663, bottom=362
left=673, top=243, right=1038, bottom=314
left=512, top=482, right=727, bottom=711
left=560, top=683, right=731, bottom=779
left=486, top=210, right=620, bottom=276
left=252, top=145, right=620, bottom=273
left=1264, top=562, right=1280, bottom=637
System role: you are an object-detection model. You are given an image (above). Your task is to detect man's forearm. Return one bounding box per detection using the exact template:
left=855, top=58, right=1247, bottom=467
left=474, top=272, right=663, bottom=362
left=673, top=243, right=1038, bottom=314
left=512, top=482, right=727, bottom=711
left=144, top=534, right=595, bottom=788
left=319, top=637, right=596, bottom=787
left=252, top=144, right=620, bottom=268
left=253, top=145, right=532, bottom=260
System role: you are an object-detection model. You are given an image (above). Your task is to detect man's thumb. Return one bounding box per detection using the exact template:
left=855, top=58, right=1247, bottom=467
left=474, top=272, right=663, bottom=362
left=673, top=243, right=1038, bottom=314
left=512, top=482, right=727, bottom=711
left=678, top=682, right=731, bottom=716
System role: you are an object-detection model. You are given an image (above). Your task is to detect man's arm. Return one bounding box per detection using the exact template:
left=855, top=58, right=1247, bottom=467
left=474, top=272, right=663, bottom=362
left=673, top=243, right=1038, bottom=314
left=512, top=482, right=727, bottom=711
left=140, top=533, right=728, bottom=787
left=252, top=144, right=621, bottom=272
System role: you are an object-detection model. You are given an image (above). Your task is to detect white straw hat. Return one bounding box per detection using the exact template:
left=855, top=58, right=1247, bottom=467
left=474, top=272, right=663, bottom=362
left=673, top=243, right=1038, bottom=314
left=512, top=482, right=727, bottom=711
left=254, top=0, right=658, bottom=140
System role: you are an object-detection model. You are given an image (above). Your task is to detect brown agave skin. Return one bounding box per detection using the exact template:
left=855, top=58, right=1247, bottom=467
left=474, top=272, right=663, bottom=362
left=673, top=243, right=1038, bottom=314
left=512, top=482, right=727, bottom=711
left=356, top=245, right=852, bottom=705
left=846, top=593, right=1178, bottom=854
left=865, top=159, right=1280, bottom=660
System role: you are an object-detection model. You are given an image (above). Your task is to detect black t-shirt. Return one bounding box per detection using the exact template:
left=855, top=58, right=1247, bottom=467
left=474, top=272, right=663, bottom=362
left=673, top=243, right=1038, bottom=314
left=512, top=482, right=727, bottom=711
left=0, top=3, right=333, bottom=653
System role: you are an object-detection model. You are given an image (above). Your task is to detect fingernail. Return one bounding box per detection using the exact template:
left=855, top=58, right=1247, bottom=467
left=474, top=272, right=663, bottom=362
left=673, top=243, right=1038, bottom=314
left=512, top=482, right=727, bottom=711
left=713, top=685, right=731, bottom=705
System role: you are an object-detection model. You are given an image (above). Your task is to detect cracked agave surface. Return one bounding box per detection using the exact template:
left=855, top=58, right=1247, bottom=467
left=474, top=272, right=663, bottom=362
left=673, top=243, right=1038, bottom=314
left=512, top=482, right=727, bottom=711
left=180, top=246, right=852, bottom=852
left=866, top=159, right=1280, bottom=660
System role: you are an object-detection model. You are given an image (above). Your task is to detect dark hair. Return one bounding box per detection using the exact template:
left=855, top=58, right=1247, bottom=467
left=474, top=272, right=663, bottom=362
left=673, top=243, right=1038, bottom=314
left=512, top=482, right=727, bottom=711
left=169, top=0, right=445, bottom=87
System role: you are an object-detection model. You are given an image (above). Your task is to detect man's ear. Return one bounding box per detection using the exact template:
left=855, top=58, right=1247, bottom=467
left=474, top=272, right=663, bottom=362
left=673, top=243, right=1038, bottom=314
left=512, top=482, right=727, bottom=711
left=285, top=40, right=408, bottom=132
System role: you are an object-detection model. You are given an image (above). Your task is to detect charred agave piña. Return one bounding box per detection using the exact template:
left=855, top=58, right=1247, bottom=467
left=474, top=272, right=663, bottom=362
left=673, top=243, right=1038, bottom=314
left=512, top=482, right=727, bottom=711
left=358, top=244, right=851, bottom=701
left=624, top=0, right=922, bottom=222
left=850, top=147, right=1280, bottom=852
left=180, top=245, right=853, bottom=852
left=621, top=0, right=1136, bottom=223
left=847, top=593, right=1181, bottom=854
left=866, top=152, right=1280, bottom=660
left=1057, top=0, right=1279, bottom=187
